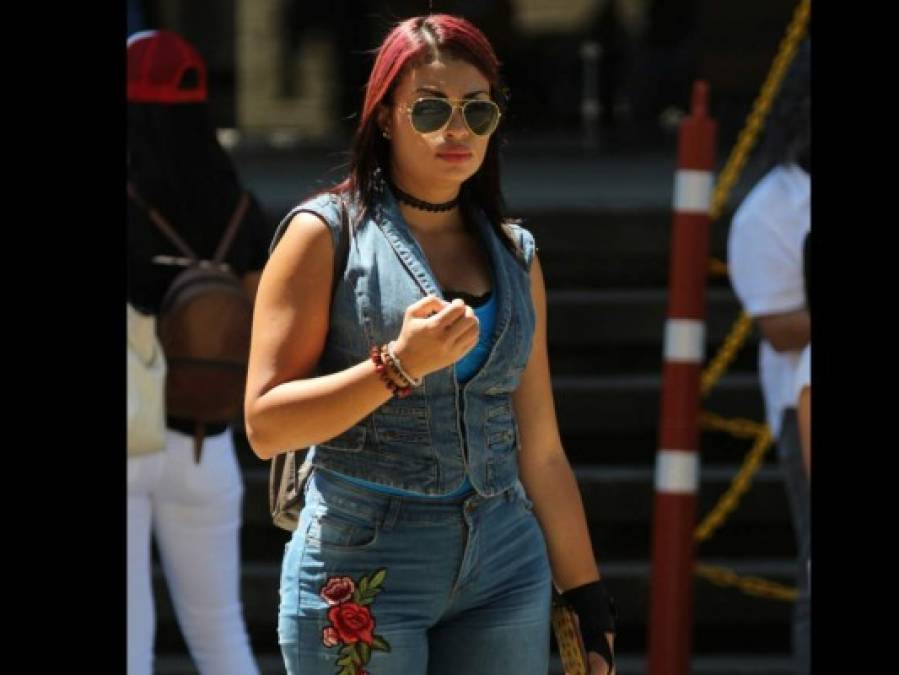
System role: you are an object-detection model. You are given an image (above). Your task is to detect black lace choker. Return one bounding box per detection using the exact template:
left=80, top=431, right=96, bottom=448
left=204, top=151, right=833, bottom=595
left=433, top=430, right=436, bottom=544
left=390, top=182, right=460, bottom=212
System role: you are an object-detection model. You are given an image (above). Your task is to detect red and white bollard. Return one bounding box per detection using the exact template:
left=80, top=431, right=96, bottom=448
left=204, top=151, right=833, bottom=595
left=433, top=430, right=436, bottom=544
left=648, top=81, right=716, bottom=675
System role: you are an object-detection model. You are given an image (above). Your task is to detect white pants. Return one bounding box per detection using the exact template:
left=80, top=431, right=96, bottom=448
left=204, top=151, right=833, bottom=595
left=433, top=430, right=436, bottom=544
left=127, top=428, right=259, bottom=675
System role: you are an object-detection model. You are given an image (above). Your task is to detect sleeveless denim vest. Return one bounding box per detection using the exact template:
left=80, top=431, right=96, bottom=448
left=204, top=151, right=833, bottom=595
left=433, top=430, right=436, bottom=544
left=273, top=184, right=536, bottom=498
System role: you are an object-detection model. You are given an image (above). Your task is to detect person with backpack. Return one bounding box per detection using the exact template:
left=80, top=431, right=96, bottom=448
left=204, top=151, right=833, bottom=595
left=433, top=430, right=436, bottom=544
left=126, top=29, right=268, bottom=675
left=245, top=15, right=617, bottom=675
left=727, top=40, right=811, bottom=675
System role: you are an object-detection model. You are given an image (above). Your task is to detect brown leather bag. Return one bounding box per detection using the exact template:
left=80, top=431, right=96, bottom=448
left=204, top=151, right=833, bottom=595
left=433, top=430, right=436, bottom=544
left=128, top=182, right=252, bottom=463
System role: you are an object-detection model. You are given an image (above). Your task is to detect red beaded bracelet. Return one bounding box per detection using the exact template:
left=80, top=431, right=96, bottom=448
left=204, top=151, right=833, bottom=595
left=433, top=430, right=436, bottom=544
left=380, top=344, right=412, bottom=388
left=370, top=345, right=412, bottom=398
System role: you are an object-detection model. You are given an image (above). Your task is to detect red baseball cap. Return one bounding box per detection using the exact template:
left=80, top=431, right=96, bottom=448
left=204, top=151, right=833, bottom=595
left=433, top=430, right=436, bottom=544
left=127, top=30, right=207, bottom=104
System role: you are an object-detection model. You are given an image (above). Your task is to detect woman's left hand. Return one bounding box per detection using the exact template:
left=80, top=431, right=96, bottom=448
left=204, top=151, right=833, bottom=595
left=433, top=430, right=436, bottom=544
left=587, top=631, right=615, bottom=675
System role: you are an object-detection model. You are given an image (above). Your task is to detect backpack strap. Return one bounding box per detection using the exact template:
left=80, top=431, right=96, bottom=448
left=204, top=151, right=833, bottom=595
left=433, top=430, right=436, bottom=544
left=127, top=182, right=199, bottom=262
left=212, top=192, right=251, bottom=265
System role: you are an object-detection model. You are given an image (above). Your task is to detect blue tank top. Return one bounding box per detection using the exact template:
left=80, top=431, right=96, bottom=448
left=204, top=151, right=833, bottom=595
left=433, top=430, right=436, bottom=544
left=320, top=284, right=499, bottom=498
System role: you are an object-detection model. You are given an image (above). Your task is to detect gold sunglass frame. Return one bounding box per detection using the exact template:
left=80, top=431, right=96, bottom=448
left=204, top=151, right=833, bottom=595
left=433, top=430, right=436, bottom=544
left=402, top=97, right=502, bottom=137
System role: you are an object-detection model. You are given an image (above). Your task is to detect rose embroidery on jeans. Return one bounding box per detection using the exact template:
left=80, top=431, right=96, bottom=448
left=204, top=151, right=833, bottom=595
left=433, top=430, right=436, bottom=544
left=321, top=576, right=356, bottom=606
left=328, top=602, right=375, bottom=646
left=319, top=568, right=391, bottom=675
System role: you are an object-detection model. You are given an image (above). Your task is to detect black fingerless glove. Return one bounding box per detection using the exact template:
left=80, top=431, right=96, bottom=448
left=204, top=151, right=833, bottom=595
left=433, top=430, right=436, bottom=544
left=561, top=580, right=617, bottom=671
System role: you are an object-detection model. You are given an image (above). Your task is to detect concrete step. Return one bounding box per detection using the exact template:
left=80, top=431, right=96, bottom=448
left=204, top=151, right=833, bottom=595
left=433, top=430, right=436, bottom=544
left=547, top=288, right=748, bottom=343
left=154, top=653, right=287, bottom=675
left=154, top=651, right=796, bottom=675
left=551, top=372, right=763, bottom=435
left=238, top=148, right=758, bottom=214
left=152, top=559, right=797, bottom=656
left=244, top=152, right=742, bottom=289
left=549, top=342, right=758, bottom=377
left=237, top=430, right=773, bottom=476
left=238, top=465, right=797, bottom=561
left=545, top=287, right=758, bottom=375
left=258, top=203, right=736, bottom=290
left=232, top=371, right=767, bottom=470
left=239, top=464, right=790, bottom=526
left=525, top=210, right=735, bottom=289
left=236, top=424, right=775, bottom=470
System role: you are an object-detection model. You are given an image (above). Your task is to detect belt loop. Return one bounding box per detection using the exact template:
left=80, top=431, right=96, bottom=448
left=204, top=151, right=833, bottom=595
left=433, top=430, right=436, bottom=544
left=381, top=497, right=402, bottom=532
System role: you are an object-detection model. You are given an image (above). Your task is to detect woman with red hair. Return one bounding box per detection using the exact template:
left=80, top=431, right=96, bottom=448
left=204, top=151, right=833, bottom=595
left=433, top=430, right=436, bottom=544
left=246, top=14, right=616, bottom=675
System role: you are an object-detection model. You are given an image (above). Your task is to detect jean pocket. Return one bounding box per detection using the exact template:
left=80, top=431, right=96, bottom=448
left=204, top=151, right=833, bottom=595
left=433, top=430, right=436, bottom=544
left=306, top=504, right=380, bottom=552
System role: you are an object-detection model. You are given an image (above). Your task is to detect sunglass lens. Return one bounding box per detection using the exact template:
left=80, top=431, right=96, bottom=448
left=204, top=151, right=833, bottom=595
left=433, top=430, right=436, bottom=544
left=464, top=101, right=498, bottom=135
left=410, top=99, right=452, bottom=133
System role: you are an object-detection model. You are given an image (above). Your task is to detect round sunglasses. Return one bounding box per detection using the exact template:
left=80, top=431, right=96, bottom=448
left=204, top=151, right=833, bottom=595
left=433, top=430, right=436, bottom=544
left=402, top=97, right=502, bottom=136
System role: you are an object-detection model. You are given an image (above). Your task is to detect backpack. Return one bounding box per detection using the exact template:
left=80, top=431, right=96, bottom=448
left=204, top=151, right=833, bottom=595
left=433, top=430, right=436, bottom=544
left=268, top=194, right=350, bottom=531
left=127, top=182, right=253, bottom=463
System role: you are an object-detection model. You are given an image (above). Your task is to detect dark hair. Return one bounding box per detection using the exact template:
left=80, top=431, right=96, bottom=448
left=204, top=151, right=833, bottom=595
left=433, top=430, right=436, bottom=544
left=329, top=14, right=520, bottom=258
left=762, top=39, right=810, bottom=173
left=127, top=102, right=244, bottom=229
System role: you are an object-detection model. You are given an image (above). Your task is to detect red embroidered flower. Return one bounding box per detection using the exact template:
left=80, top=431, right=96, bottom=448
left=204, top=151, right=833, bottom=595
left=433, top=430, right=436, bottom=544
left=318, top=568, right=390, bottom=673
left=322, top=626, right=340, bottom=648
left=328, top=601, right=375, bottom=646
left=320, top=575, right=356, bottom=606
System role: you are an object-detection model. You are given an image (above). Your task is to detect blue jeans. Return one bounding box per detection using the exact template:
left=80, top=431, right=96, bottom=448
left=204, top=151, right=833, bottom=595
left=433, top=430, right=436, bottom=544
left=278, top=467, right=553, bottom=674
left=778, top=409, right=810, bottom=675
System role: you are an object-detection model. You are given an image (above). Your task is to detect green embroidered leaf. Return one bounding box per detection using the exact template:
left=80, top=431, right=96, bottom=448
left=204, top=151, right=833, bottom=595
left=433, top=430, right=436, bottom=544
left=369, top=568, right=387, bottom=589
left=360, top=588, right=380, bottom=602
left=339, top=666, right=355, bottom=675
left=359, top=642, right=372, bottom=663
left=336, top=656, right=353, bottom=667
left=339, top=644, right=354, bottom=657
left=350, top=644, right=362, bottom=665
left=358, top=597, right=374, bottom=606
left=372, top=635, right=392, bottom=652
left=352, top=589, right=362, bottom=603
left=359, top=576, right=369, bottom=593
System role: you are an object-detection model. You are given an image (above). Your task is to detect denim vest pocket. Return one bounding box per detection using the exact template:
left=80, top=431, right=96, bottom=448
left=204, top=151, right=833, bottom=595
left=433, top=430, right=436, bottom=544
left=318, top=423, right=367, bottom=453
left=373, top=393, right=432, bottom=446
left=484, top=397, right=516, bottom=450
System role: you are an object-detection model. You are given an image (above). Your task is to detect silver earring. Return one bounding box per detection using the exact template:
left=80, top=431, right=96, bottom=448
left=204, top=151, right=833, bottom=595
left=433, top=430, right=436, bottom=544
left=382, top=129, right=391, bottom=139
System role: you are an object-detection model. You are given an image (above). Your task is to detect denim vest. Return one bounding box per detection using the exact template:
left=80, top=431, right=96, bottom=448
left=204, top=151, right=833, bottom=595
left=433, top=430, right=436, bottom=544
left=274, top=184, right=536, bottom=498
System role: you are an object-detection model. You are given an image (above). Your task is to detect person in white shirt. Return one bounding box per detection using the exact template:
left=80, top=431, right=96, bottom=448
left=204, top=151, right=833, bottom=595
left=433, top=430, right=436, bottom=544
left=727, top=40, right=810, bottom=675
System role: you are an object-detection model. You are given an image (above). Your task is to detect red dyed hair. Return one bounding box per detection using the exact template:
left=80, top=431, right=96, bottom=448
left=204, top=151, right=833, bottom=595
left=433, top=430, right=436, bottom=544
left=332, top=14, right=520, bottom=258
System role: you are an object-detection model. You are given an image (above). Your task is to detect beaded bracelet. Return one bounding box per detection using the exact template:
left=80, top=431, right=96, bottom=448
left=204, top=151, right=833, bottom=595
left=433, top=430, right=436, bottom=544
left=386, top=341, right=423, bottom=388
left=379, top=344, right=411, bottom=389
left=380, top=345, right=421, bottom=401
left=370, top=345, right=412, bottom=398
